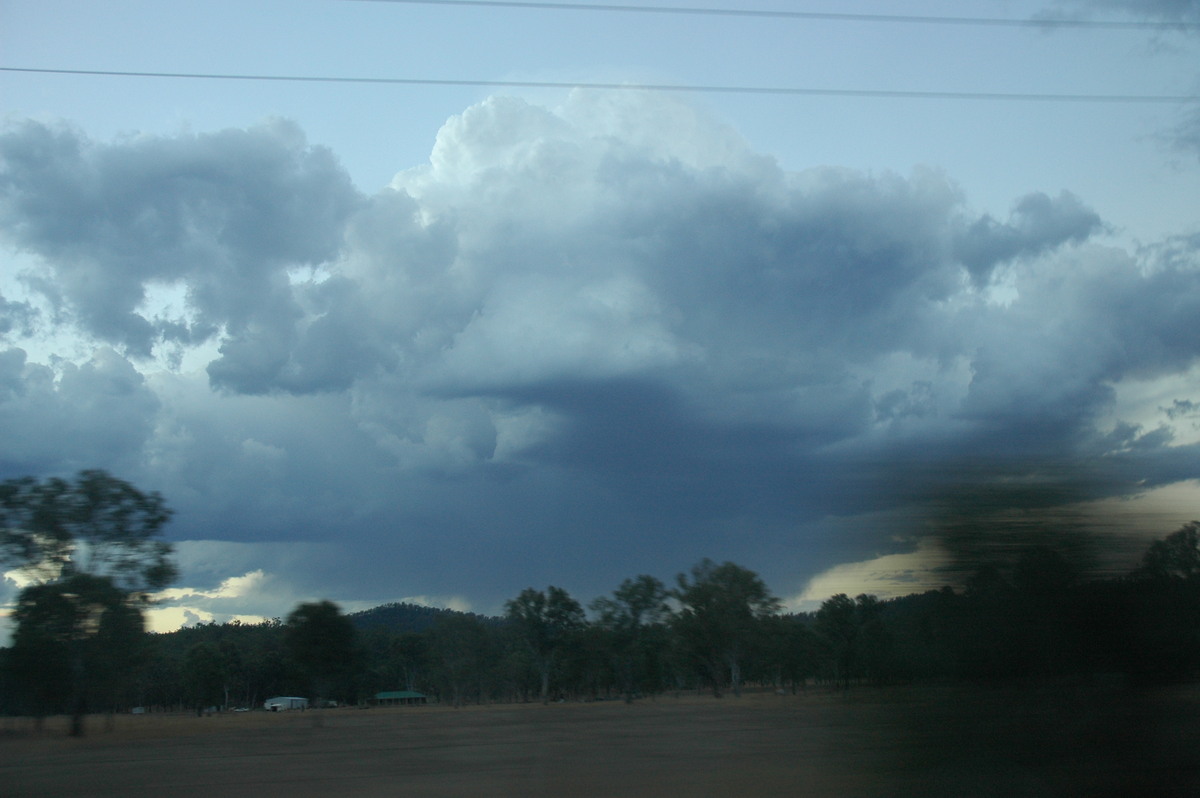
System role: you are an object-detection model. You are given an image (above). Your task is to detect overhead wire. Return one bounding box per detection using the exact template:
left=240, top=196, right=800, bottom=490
left=5, top=2, right=1196, bottom=104
left=338, top=0, right=1200, bottom=31
left=1, top=66, right=1196, bottom=104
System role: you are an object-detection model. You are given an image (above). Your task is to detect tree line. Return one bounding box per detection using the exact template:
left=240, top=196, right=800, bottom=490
left=4, top=471, right=1200, bottom=734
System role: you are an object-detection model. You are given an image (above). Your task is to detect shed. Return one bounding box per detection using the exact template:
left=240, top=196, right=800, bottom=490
left=370, top=690, right=428, bottom=706
left=264, top=696, right=309, bottom=711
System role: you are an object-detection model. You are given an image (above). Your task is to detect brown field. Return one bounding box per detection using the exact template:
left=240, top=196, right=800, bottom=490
left=3, top=685, right=1198, bottom=797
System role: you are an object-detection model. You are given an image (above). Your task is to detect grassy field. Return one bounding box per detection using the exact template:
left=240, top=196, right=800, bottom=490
left=3, top=685, right=1198, bottom=797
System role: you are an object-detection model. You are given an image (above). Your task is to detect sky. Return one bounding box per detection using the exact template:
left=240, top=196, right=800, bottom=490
left=2, top=0, right=1200, bottom=631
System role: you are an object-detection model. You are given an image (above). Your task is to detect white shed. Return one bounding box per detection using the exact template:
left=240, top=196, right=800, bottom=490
left=264, top=696, right=309, bottom=711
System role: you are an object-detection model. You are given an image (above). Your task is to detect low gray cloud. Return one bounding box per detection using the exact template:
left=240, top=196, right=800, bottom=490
left=0, top=346, right=159, bottom=475
left=0, top=119, right=362, bottom=358
left=1164, top=398, right=1200, bottom=419
left=2, top=92, right=1199, bottom=610
left=0, top=293, right=36, bottom=338
left=953, top=191, right=1103, bottom=282
left=1166, top=105, right=1200, bottom=161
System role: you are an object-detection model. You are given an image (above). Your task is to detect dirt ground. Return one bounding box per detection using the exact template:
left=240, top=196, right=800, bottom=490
left=3, top=685, right=1198, bottom=797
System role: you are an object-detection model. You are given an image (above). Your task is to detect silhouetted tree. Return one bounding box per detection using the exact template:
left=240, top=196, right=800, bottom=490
left=592, top=575, right=669, bottom=702
left=758, top=614, right=820, bottom=692
left=1111, top=523, right=1200, bottom=680
left=959, top=564, right=1020, bottom=679
left=0, top=470, right=176, bottom=592
left=815, top=593, right=858, bottom=688
left=1138, top=521, right=1200, bottom=581
left=853, top=594, right=896, bottom=684
left=1008, top=547, right=1079, bottom=678
left=183, top=642, right=227, bottom=715
left=284, top=600, right=358, bottom=709
left=430, top=614, right=492, bottom=707
left=362, top=629, right=427, bottom=696
left=9, top=573, right=145, bottom=733
left=505, top=586, right=585, bottom=703
left=672, top=560, right=779, bottom=697
left=1, top=471, right=176, bottom=736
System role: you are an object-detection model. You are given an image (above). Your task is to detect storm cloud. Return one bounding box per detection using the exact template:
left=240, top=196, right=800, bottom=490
left=2, top=90, right=1199, bottom=615
left=0, top=118, right=361, bottom=359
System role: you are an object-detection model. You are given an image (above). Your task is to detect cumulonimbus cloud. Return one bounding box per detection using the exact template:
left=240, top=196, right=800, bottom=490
left=1, top=90, right=1198, bottom=610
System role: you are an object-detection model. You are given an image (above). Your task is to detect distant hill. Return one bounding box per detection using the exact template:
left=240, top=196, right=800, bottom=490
left=347, top=602, right=501, bottom=634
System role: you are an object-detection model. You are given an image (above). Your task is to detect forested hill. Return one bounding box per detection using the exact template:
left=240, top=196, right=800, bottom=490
left=347, top=602, right=500, bottom=634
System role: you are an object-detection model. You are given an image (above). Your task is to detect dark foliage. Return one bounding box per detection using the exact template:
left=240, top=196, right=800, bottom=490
left=284, top=601, right=359, bottom=706
left=1, top=471, right=177, bottom=735
left=7, top=524, right=1200, bottom=720
left=348, top=602, right=500, bottom=634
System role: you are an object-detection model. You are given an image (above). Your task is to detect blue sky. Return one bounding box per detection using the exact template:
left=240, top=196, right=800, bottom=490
left=2, top=0, right=1200, bottom=630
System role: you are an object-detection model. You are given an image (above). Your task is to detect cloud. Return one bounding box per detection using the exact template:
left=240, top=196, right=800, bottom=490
left=1166, top=105, right=1200, bottom=161
left=0, top=293, right=36, bottom=338
left=0, top=118, right=361, bottom=359
left=789, top=537, right=952, bottom=610
left=953, top=191, right=1103, bottom=282
left=144, top=541, right=329, bottom=628
left=1034, top=3, right=1200, bottom=163
left=1164, top=398, right=1200, bottom=419
left=3, top=92, right=1200, bottom=617
left=148, top=569, right=277, bottom=631
left=144, top=541, right=478, bottom=632
left=1043, top=0, right=1200, bottom=22
left=0, top=346, right=159, bottom=475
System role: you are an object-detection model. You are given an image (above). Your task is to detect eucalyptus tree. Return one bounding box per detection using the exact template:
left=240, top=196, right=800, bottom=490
left=505, top=586, right=585, bottom=703
left=1, top=470, right=177, bottom=736
left=183, top=642, right=227, bottom=715
left=758, top=614, right=820, bottom=692
left=0, top=470, right=176, bottom=592
left=815, top=593, right=858, bottom=687
left=671, top=560, right=780, bottom=697
left=591, top=575, right=669, bottom=702
left=429, top=614, right=493, bottom=707
left=284, top=600, right=358, bottom=709
left=1138, top=522, right=1200, bottom=581
left=8, top=573, right=143, bottom=728
left=1123, top=524, right=1200, bottom=679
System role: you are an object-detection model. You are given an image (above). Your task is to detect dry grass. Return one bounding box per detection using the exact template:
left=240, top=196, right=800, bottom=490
left=3, top=685, right=1198, bottom=797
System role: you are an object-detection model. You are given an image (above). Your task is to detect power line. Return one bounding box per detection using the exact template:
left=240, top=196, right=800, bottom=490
left=340, top=0, right=1200, bottom=31
left=2, top=66, right=1196, bottom=103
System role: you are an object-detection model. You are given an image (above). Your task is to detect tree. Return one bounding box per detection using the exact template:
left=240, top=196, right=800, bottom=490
left=1009, top=547, right=1079, bottom=679
left=671, top=560, right=780, bottom=697
left=1138, top=521, right=1200, bottom=581
left=362, top=629, right=427, bottom=698
left=852, top=594, right=894, bottom=684
left=591, top=575, right=669, bottom=703
left=814, top=593, right=898, bottom=687
left=758, top=615, right=820, bottom=693
left=505, top=586, right=585, bottom=703
left=429, top=614, right=492, bottom=707
left=283, top=600, right=358, bottom=709
left=815, top=593, right=858, bottom=688
left=9, top=573, right=146, bottom=734
left=0, top=470, right=177, bottom=592
left=1, top=471, right=177, bottom=736
left=183, top=642, right=227, bottom=715
left=1121, top=525, right=1200, bottom=679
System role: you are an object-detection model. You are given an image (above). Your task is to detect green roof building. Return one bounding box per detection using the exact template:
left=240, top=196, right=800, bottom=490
left=370, top=690, right=428, bottom=706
